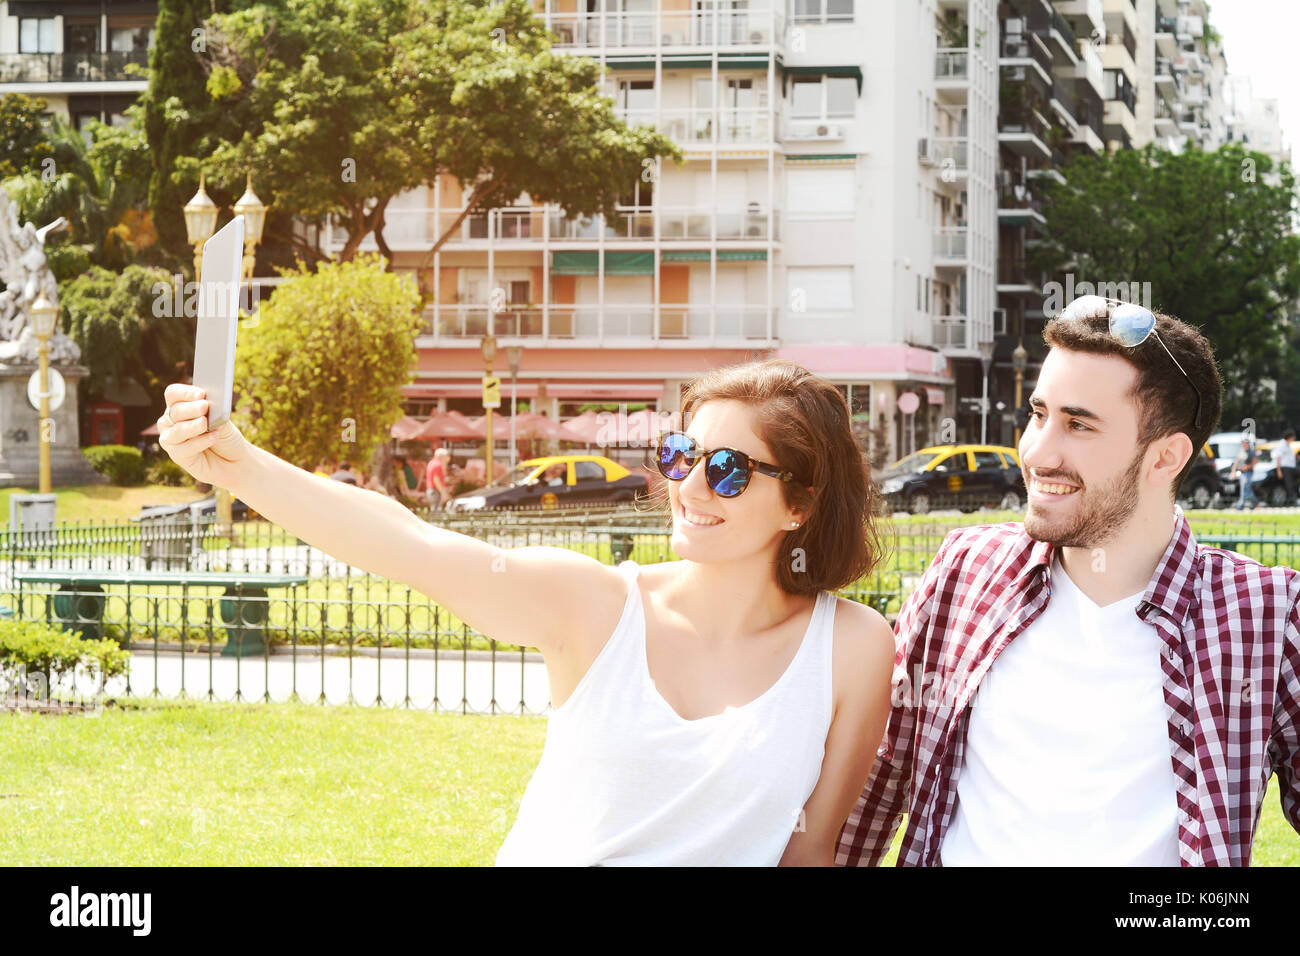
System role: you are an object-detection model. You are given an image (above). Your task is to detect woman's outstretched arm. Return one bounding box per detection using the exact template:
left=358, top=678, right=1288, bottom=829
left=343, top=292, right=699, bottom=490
left=156, top=383, right=616, bottom=653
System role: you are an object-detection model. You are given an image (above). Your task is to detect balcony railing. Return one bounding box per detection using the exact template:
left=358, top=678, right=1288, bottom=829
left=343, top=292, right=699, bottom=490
left=544, top=10, right=784, bottom=50
left=935, top=49, right=969, bottom=80
left=922, top=136, right=969, bottom=170
left=334, top=205, right=780, bottom=249
left=0, top=50, right=149, bottom=84
left=419, top=305, right=775, bottom=343
left=932, top=315, right=970, bottom=349
left=1000, top=28, right=1053, bottom=77
left=934, top=227, right=968, bottom=261
left=615, top=107, right=776, bottom=145
left=1048, top=7, right=1078, bottom=52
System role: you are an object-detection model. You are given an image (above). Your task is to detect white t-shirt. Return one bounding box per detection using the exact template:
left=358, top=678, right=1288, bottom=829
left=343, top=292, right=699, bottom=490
left=940, top=554, right=1182, bottom=866
left=1276, top=441, right=1297, bottom=470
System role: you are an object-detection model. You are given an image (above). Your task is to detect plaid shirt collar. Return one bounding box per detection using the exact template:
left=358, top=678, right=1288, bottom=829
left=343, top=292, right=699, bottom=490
left=1013, top=503, right=1200, bottom=626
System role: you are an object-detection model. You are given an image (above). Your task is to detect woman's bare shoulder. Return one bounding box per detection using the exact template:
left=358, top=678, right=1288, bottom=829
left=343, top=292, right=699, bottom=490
left=829, top=598, right=896, bottom=708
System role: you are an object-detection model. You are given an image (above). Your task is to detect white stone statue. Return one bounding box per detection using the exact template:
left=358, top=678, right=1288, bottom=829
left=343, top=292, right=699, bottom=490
left=0, top=186, right=81, bottom=365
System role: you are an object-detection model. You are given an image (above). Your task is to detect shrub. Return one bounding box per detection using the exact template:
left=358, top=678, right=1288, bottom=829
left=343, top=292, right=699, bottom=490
left=145, top=457, right=191, bottom=487
left=82, top=444, right=145, bottom=485
left=0, top=619, right=129, bottom=699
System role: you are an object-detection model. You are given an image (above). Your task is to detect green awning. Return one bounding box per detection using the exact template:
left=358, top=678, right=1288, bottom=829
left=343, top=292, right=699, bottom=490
left=780, top=64, right=864, bottom=94
left=661, top=250, right=711, bottom=262
left=717, top=250, right=766, bottom=261
left=550, top=251, right=654, bottom=275
left=785, top=153, right=858, bottom=163
left=606, top=251, right=654, bottom=274
left=551, top=251, right=598, bottom=275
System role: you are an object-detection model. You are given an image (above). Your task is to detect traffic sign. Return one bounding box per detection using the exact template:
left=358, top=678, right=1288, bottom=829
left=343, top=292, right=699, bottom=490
left=482, top=375, right=501, bottom=409
left=27, top=368, right=66, bottom=412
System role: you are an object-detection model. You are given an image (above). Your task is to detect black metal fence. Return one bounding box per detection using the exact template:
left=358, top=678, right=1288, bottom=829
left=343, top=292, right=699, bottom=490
left=2, top=508, right=1296, bottom=714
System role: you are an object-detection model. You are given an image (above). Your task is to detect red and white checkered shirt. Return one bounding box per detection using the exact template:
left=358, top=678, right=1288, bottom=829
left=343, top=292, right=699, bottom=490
left=836, top=506, right=1300, bottom=866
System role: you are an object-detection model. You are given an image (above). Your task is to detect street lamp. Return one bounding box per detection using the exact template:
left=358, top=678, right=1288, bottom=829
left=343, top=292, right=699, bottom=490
left=183, top=173, right=219, bottom=279
left=481, top=333, right=497, bottom=484
left=232, top=174, right=268, bottom=282
left=1012, top=340, right=1028, bottom=447
left=978, top=339, right=994, bottom=445
left=29, top=293, right=58, bottom=494
left=506, top=346, right=522, bottom=467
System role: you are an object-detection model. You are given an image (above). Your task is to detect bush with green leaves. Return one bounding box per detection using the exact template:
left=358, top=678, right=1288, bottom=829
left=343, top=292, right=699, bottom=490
left=81, top=444, right=145, bottom=485
left=0, top=620, right=129, bottom=699
left=144, top=456, right=191, bottom=487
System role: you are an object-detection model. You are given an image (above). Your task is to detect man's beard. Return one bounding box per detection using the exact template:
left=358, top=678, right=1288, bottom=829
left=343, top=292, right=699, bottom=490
left=1023, top=447, right=1145, bottom=548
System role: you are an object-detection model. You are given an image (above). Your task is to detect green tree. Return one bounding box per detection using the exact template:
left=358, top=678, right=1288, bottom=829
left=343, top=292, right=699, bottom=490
left=1035, top=143, right=1300, bottom=427
left=4, top=109, right=158, bottom=279
left=0, top=93, right=54, bottom=179
left=232, top=254, right=422, bottom=470
left=59, top=264, right=192, bottom=410
left=166, top=0, right=679, bottom=264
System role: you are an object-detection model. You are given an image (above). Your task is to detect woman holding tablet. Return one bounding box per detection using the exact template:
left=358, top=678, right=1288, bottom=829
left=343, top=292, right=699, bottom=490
left=156, top=359, right=895, bottom=866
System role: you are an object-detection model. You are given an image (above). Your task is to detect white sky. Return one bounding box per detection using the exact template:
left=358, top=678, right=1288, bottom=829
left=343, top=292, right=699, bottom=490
left=1210, top=0, right=1299, bottom=156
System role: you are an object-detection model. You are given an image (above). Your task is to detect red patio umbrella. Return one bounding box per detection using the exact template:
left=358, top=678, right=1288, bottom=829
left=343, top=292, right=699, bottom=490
left=389, top=415, right=426, bottom=441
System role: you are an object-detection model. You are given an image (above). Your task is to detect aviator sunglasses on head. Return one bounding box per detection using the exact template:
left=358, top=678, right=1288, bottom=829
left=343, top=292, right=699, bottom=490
left=655, top=430, right=794, bottom=498
left=1057, top=294, right=1203, bottom=432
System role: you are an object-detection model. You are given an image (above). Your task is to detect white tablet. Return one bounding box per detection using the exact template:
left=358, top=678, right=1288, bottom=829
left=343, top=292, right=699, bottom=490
left=192, top=215, right=245, bottom=429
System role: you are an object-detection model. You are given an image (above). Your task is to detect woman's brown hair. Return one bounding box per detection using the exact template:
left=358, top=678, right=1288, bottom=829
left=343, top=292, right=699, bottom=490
left=647, top=359, right=887, bottom=597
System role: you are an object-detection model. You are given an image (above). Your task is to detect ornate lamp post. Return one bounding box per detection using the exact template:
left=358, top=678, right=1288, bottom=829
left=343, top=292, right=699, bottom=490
left=183, top=174, right=219, bottom=279
left=29, top=293, right=58, bottom=494
left=481, top=333, right=497, bottom=484
left=232, top=174, right=268, bottom=282
left=1012, top=340, right=1028, bottom=447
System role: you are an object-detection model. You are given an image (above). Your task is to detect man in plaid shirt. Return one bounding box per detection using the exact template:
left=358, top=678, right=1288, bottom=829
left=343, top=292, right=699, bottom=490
left=837, top=298, right=1300, bottom=866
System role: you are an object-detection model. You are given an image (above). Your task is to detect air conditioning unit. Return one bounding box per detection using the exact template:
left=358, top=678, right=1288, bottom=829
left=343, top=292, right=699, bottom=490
left=918, top=137, right=935, bottom=164
left=749, top=30, right=764, bottom=43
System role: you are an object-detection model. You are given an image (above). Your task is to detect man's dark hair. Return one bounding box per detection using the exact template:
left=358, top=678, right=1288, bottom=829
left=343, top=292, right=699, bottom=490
left=1286, top=429, right=1296, bottom=441
left=339, top=459, right=352, bottom=471
left=1042, top=310, right=1223, bottom=496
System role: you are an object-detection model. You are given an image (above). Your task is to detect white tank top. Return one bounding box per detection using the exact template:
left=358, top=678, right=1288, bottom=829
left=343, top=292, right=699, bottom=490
left=495, top=559, right=837, bottom=866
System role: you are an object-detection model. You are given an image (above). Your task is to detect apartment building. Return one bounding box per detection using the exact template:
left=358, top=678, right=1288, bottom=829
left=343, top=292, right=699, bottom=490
left=1224, top=75, right=1291, bottom=174
left=349, top=0, right=1006, bottom=465
left=0, top=1, right=154, bottom=133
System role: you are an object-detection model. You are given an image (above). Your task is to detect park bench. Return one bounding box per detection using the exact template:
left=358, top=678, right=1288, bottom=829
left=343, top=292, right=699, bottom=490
left=11, top=570, right=308, bottom=659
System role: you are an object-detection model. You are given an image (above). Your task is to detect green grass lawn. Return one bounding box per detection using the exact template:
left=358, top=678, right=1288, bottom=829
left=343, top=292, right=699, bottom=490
left=0, top=698, right=1293, bottom=866
left=0, top=484, right=206, bottom=525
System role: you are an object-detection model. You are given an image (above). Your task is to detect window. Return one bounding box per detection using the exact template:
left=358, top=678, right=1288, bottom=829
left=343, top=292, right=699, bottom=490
left=788, top=266, right=853, bottom=311
left=617, top=80, right=654, bottom=113
left=972, top=451, right=1003, bottom=471
left=932, top=452, right=968, bottom=473
left=790, top=75, right=856, bottom=120
left=574, top=461, right=604, bottom=482
left=20, top=18, right=56, bottom=53
left=791, top=0, right=854, bottom=24
left=110, top=25, right=155, bottom=54
left=785, top=167, right=854, bottom=217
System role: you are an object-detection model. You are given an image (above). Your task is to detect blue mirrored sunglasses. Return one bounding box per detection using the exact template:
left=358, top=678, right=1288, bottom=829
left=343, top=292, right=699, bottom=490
left=1058, top=295, right=1203, bottom=432
left=655, top=431, right=794, bottom=498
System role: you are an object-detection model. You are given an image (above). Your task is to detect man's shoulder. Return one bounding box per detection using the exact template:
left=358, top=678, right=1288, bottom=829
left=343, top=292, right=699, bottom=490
left=935, top=520, right=1035, bottom=567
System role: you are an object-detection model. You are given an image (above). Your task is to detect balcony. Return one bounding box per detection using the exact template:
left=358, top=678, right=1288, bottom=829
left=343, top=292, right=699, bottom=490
left=0, top=51, right=149, bottom=84
left=997, top=188, right=1046, bottom=230
left=1073, top=38, right=1104, bottom=99
left=544, top=10, right=784, bottom=51
left=1154, top=57, right=1177, bottom=101
left=1000, top=27, right=1054, bottom=85
left=616, top=107, right=777, bottom=146
left=932, top=315, right=970, bottom=350
left=1154, top=15, right=1177, bottom=57
left=934, top=227, right=968, bottom=265
left=1154, top=97, right=1178, bottom=136
left=1043, top=7, right=1079, bottom=63
left=996, top=255, right=1041, bottom=293
left=337, top=204, right=780, bottom=251
left=419, top=304, right=776, bottom=345
left=1055, top=0, right=1104, bottom=40
left=919, top=136, right=969, bottom=175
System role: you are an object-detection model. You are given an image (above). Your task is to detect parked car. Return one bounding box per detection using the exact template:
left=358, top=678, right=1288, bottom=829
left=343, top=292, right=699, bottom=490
left=135, top=495, right=250, bottom=522
left=445, top=455, right=649, bottom=512
left=1208, top=431, right=1251, bottom=474
left=875, top=444, right=1026, bottom=515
